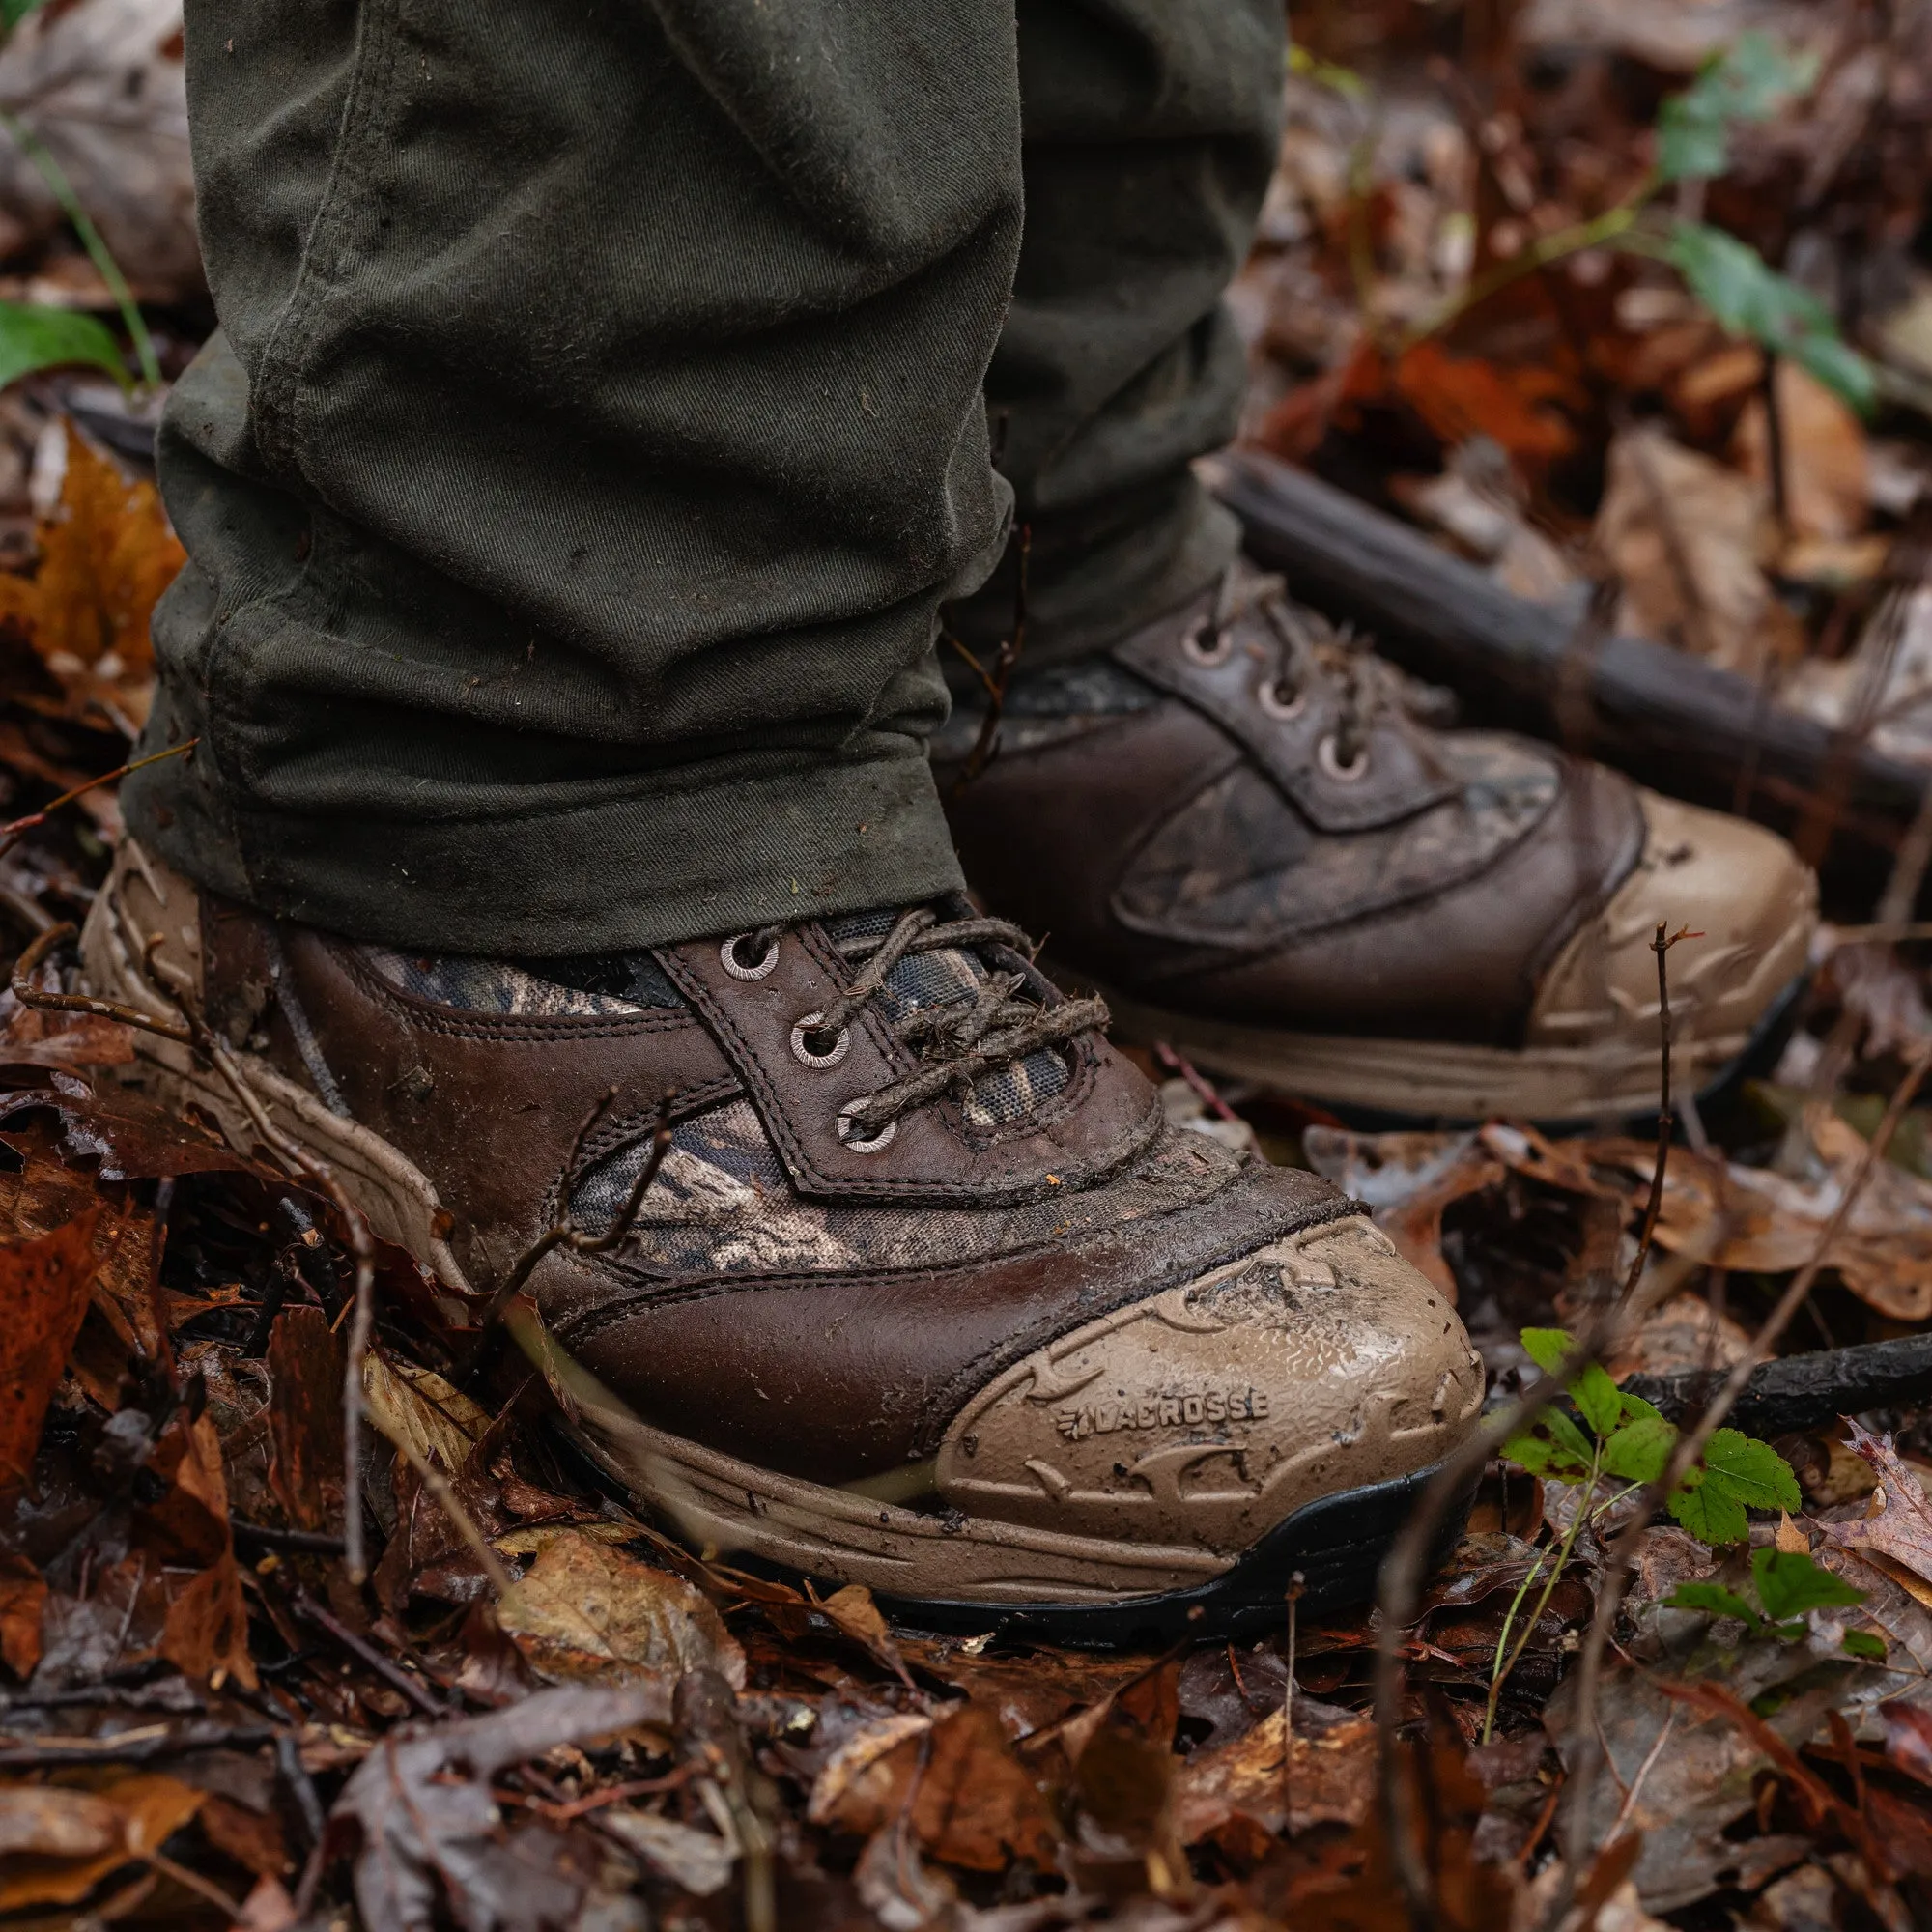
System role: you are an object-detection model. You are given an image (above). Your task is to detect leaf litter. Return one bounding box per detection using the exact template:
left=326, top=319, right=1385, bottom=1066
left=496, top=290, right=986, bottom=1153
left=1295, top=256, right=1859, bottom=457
left=8, top=5, right=1932, bottom=1929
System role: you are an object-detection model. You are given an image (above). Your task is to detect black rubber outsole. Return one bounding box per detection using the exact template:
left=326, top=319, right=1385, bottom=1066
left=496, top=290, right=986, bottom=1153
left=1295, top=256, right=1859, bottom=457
left=872, top=1458, right=1478, bottom=1652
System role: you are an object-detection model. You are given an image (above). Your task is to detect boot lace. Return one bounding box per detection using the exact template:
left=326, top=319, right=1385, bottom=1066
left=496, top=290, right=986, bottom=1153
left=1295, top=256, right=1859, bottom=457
left=773, top=908, right=1107, bottom=1145
left=1184, top=565, right=1414, bottom=779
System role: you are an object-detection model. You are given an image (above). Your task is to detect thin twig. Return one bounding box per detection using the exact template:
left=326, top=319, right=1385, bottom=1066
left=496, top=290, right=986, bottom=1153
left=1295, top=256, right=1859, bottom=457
left=0, top=739, right=197, bottom=866
left=0, top=1723, right=275, bottom=1769
left=288, top=1590, right=446, bottom=1719
left=947, top=522, right=1030, bottom=797
left=377, top=1422, right=513, bottom=1597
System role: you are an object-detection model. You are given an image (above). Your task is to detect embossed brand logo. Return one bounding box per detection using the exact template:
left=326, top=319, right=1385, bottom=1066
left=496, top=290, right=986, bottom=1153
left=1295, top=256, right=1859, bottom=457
left=1053, top=1389, right=1271, bottom=1441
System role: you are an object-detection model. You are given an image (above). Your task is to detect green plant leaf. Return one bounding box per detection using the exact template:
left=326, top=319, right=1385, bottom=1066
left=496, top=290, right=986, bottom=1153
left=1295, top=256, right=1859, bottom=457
left=1602, top=1413, right=1676, bottom=1484
left=1518, top=1326, right=1624, bottom=1435
left=0, top=301, right=128, bottom=393
left=1752, top=1548, right=1866, bottom=1621
left=1657, top=34, right=1817, bottom=183
left=1668, top=1465, right=1750, bottom=1546
left=1703, top=1431, right=1804, bottom=1515
left=1667, top=220, right=1877, bottom=412
left=1618, top=1389, right=1666, bottom=1424
left=0, top=0, right=52, bottom=24
left=1503, top=1406, right=1598, bottom=1482
left=1664, top=1581, right=1761, bottom=1629
left=1842, top=1629, right=1888, bottom=1661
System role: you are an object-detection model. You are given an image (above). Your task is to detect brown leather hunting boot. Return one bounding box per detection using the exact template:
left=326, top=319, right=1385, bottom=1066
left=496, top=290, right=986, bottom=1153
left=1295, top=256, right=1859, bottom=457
left=82, top=840, right=1484, bottom=1643
left=939, top=562, right=1815, bottom=1125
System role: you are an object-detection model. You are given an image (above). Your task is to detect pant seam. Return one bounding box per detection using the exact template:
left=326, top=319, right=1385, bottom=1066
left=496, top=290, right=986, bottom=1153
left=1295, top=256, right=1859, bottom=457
left=251, top=0, right=398, bottom=483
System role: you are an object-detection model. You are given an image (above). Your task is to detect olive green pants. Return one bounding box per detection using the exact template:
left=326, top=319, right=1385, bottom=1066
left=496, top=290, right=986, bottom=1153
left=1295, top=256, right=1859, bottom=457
left=127, top=0, right=1283, bottom=954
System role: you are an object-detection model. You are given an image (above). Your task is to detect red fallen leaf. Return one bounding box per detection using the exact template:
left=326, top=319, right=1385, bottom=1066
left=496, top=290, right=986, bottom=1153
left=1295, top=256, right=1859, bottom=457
left=0, top=1549, right=47, bottom=1678
left=0, top=1202, right=103, bottom=1493
left=161, top=1547, right=258, bottom=1692
left=0, top=1075, right=264, bottom=1181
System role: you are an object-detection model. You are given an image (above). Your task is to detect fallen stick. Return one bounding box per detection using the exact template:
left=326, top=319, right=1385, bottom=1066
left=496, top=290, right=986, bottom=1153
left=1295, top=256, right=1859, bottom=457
left=1623, top=1330, right=1932, bottom=1439
left=1208, top=449, right=1930, bottom=853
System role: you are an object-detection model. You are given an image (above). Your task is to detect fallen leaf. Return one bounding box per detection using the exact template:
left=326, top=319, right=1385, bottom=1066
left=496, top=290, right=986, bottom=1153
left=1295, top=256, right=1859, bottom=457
left=1173, top=1703, right=1378, bottom=1841
left=138, top=1410, right=233, bottom=1569
left=198, top=1794, right=289, bottom=1882
left=1819, top=1423, right=1932, bottom=1594
left=0, top=1203, right=103, bottom=1493
left=0, top=0, right=198, bottom=297
left=1303, top=1125, right=1501, bottom=1298
left=809, top=1701, right=1060, bottom=1872
left=0, top=429, right=184, bottom=731
left=160, top=1548, right=258, bottom=1692
left=1734, top=358, right=1870, bottom=541
left=362, top=1350, right=489, bottom=1475
left=0, top=1551, right=46, bottom=1679
left=597, top=1809, right=736, bottom=1895
left=1595, top=423, right=1794, bottom=674
left=1880, top=1701, right=1932, bottom=1787
left=328, top=1683, right=667, bottom=1932
left=0, top=1786, right=120, bottom=1858
left=812, top=1582, right=912, bottom=1684
left=0, top=1772, right=202, bottom=1913
left=495, top=1529, right=745, bottom=1690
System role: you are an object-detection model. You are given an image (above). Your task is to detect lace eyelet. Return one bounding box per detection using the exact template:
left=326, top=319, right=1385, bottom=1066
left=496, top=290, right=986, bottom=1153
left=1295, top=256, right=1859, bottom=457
left=1256, top=679, right=1306, bottom=722
left=1180, top=617, right=1232, bottom=668
left=721, top=932, right=779, bottom=980
left=790, top=1011, right=850, bottom=1068
left=1318, top=733, right=1370, bottom=782
left=838, top=1105, right=897, bottom=1153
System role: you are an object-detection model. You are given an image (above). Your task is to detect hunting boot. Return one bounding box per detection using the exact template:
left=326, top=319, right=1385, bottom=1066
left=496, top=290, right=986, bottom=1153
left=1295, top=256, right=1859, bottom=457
left=81, top=839, right=1486, bottom=1643
left=939, top=561, right=1816, bottom=1125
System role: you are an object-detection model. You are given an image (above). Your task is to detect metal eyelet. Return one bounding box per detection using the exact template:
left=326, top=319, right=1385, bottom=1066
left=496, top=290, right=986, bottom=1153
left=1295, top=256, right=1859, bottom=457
left=721, top=933, right=779, bottom=980
left=1318, top=733, right=1371, bottom=782
left=838, top=1105, right=897, bottom=1153
left=1256, top=679, right=1307, bottom=722
left=790, top=1011, right=850, bottom=1068
left=1180, top=617, right=1232, bottom=668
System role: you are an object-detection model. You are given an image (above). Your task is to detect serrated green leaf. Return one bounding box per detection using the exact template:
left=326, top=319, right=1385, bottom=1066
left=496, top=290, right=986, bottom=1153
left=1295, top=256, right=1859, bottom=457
left=1503, top=1406, right=1598, bottom=1481
left=1619, top=1389, right=1665, bottom=1424
left=1669, top=1470, right=1750, bottom=1546
left=1657, top=34, right=1817, bottom=182
left=1842, top=1629, right=1888, bottom=1660
left=1602, top=1413, right=1676, bottom=1484
left=1667, top=221, right=1876, bottom=413
left=1570, top=1363, right=1626, bottom=1437
left=0, top=301, right=127, bottom=393
left=1751, top=1548, right=1866, bottom=1621
left=1703, top=1431, right=1804, bottom=1514
left=1665, top=1581, right=1762, bottom=1627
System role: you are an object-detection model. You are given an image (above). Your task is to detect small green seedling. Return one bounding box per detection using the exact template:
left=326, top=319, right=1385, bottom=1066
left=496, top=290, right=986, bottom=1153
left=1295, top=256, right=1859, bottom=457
left=1502, top=1327, right=1801, bottom=1546
left=1667, top=1547, right=1885, bottom=1660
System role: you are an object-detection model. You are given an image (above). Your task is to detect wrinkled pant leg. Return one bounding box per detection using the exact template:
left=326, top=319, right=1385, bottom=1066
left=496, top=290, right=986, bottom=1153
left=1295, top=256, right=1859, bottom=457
left=948, top=0, right=1284, bottom=668
left=128, top=0, right=1022, bottom=955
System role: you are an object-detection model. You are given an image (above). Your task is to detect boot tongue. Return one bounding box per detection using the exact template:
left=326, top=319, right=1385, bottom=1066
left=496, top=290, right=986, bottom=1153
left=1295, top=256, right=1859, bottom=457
left=823, top=909, right=1071, bottom=1130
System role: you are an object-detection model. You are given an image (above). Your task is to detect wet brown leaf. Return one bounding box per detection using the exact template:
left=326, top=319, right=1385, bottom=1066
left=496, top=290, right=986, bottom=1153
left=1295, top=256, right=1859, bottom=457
left=159, top=1547, right=257, bottom=1692
left=197, top=1794, right=289, bottom=1882
left=1173, top=1702, right=1377, bottom=1841
left=0, top=1202, right=102, bottom=1493
left=809, top=1702, right=1061, bottom=1872
left=495, top=1528, right=745, bottom=1690
left=362, top=1350, right=488, bottom=1474
left=0, top=1787, right=120, bottom=1859
left=0, top=1773, right=203, bottom=1913
left=0, top=1551, right=45, bottom=1680
left=1303, top=1125, right=1501, bottom=1297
